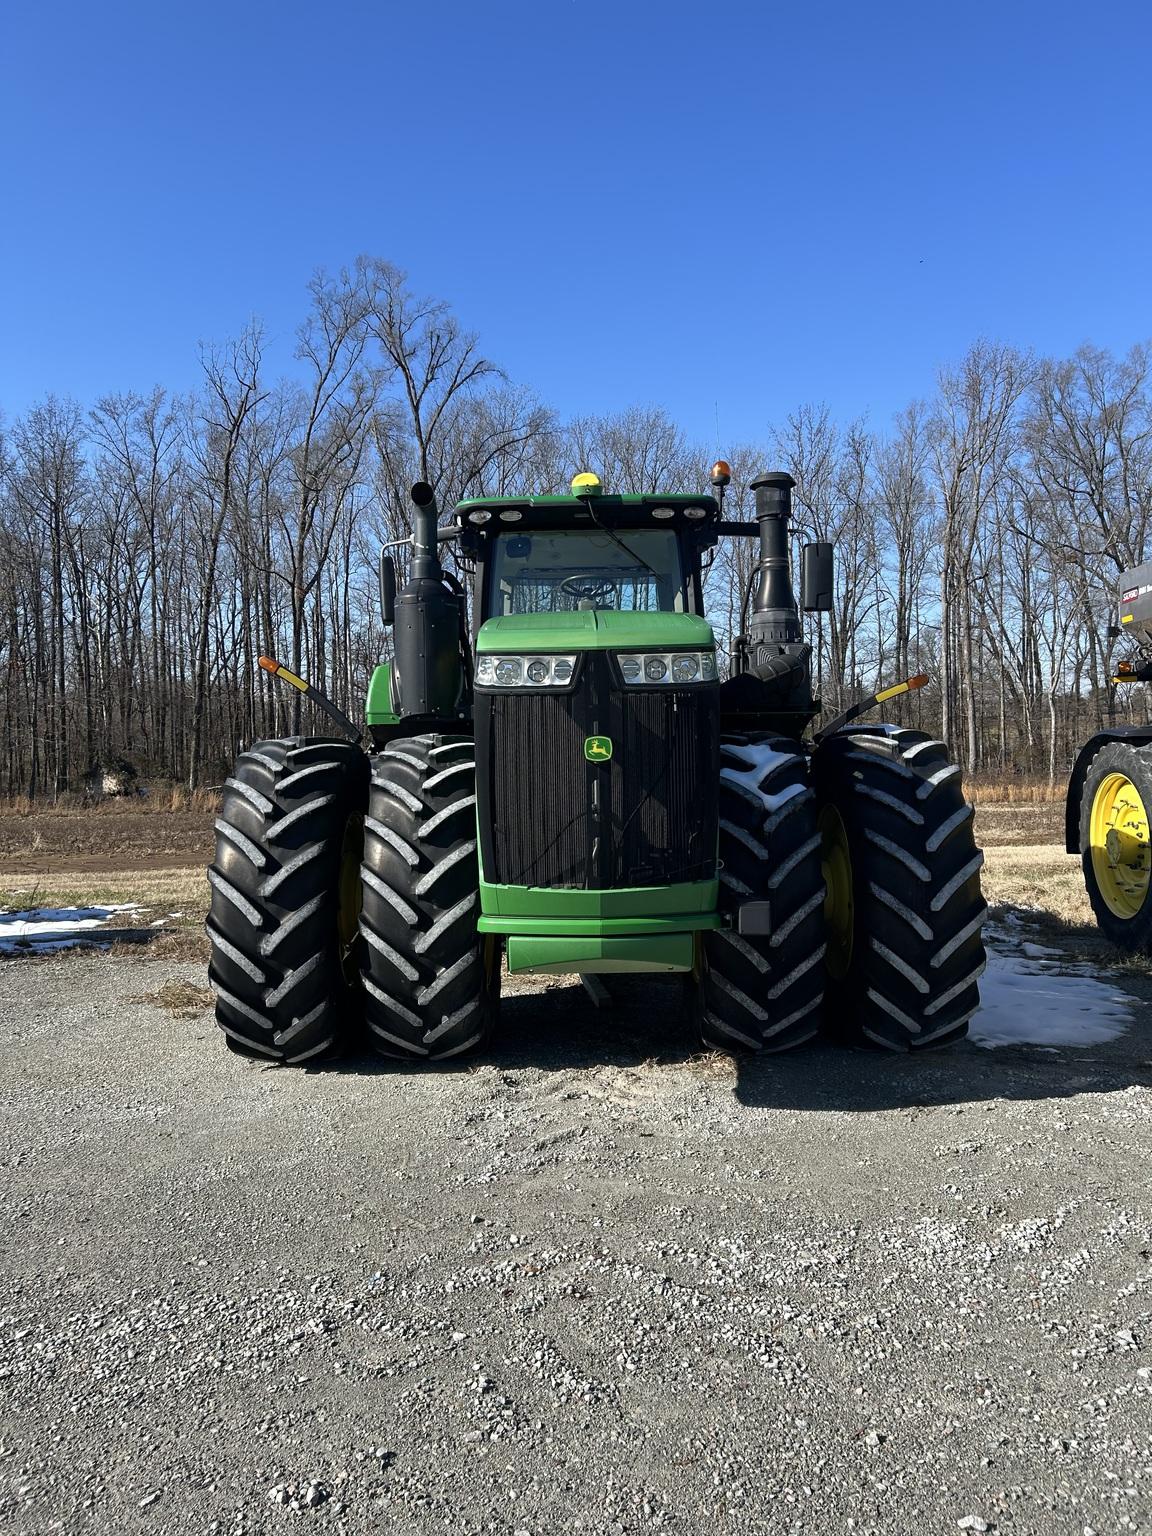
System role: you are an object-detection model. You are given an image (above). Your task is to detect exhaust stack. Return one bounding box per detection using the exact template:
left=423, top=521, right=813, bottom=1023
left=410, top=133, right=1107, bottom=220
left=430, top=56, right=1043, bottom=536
left=726, top=468, right=814, bottom=717
left=749, top=471, right=801, bottom=647
left=391, top=482, right=464, bottom=719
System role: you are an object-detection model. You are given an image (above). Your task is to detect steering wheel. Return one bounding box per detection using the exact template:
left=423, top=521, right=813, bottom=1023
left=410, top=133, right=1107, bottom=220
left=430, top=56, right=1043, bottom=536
left=558, top=573, right=617, bottom=607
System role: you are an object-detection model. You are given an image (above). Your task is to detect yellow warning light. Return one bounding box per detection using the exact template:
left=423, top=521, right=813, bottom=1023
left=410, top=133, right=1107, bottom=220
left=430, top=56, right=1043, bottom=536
left=710, top=460, right=732, bottom=487
left=571, top=472, right=602, bottom=496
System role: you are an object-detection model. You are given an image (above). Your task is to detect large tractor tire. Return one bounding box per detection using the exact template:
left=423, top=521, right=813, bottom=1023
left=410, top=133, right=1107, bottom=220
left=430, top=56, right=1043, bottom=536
left=1079, top=740, right=1152, bottom=948
left=811, top=726, right=986, bottom=1050
left=359, top=734, right=498, bottom=1061
left=696, top=735, right=826, bottom=1052
left=207, top=737, right=368, bottom=1063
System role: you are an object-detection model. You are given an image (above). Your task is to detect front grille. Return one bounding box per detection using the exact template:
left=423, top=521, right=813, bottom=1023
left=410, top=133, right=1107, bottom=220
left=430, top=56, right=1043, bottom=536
left=606, top=688, right=717, bottom=886
left=475, top=654, right=719, bottom=889
left=480, top=690, right=590, bottom=888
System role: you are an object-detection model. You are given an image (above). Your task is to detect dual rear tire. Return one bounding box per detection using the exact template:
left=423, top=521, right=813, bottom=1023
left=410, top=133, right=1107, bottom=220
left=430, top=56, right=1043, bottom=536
left=208, top=734, right=494, bottom=1064
left=700, top=727, right=986, bottom=1053
left=207, top=738, right=368, bottom=1063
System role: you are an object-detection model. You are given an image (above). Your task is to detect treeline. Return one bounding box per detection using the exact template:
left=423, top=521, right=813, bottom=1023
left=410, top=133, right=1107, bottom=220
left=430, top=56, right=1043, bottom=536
left=1, top=255, right=1149, bottom=796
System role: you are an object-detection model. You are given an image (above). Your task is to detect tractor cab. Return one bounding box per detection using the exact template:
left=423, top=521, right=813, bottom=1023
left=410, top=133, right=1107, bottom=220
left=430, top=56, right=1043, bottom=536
left=454, top=475, right=717, bottom=627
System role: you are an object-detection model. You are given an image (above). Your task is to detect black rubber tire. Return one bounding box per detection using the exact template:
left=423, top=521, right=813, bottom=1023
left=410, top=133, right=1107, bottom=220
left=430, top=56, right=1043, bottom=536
left=207, top=737, right=368, bottom=1063
left=1079, top=740, right=1152, bottom=949
left=696, top=735, right=826, bottom=1052
left=811, top=726, right=986, bottom=1050
left=359, top=734, right=497, bottom=1061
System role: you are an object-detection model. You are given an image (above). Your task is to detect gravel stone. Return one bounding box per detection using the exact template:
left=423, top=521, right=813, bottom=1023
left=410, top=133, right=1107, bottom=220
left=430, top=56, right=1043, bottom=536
left=2, top=951, right=1152, bottom=1534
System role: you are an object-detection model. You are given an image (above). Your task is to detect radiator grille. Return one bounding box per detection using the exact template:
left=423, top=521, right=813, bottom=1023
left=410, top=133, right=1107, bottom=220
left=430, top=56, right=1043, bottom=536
left=482, top=691, right=589, bottom=888
left=476, top=657, right=719, bottom=889
left=607, top=689, right=718, bottom=886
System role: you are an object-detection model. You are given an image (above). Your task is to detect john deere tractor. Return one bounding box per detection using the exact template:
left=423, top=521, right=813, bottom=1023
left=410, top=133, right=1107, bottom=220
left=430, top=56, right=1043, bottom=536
left=1067, top=560, right=1152, bottom=948
left=207, top=467, right=987, bottom=1063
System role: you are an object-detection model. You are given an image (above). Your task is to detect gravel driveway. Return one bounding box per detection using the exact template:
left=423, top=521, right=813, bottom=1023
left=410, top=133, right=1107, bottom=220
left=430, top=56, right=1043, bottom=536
left=2, top=950, right=1151, bottom=1536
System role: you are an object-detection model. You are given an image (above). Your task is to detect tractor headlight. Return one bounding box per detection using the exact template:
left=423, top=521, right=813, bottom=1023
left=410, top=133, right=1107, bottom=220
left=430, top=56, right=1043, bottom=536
left=475, top=653, right=578, bottom=689
left=617, top=650, right=718, bottom=686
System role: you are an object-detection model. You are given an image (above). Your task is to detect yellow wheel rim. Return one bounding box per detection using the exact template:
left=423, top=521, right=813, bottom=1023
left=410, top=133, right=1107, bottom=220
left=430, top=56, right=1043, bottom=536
left=819, top=804, right=854, bottom=980
left=1090, top=771, right=1150, bottom=920
left=337, top=813, right=364, bottom=982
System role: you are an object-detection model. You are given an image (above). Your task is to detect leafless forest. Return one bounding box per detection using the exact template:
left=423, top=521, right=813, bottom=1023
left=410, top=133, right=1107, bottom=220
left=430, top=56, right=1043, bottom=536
left=1, top=257, right=1149, bottom=796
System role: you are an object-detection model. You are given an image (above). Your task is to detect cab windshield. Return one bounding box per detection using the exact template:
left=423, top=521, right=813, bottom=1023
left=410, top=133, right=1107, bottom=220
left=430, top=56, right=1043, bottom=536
left=486, top=528, right=686, bottom=616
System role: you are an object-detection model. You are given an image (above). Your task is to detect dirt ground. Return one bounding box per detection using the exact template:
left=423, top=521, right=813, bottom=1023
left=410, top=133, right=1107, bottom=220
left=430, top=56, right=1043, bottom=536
left=0, top=800, right=1070, bottom=939
left=3, top=798, right=1152, bottom=1533
left=2, top=938, right=1151, bottom=1536
left=0, top=796, right=1067, bottom=873
left=0, top=807, right=212, bottom=872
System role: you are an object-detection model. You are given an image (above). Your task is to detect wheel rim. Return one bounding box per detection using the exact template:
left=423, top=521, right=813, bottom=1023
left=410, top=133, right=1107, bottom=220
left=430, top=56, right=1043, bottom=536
left=1090, top=771, right=1150, bottom=919
left=819, top=804, right=854, bottom=979
left=337, top=813, right=364, bottom=983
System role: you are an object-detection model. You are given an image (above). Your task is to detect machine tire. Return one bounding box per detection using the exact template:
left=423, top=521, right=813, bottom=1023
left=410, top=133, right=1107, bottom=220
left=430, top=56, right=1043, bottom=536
left=811, top=726, right=986, bottom=1050
left=207, top=737, right=368, bottom=1063
left=359, top=734, right=498, bottom=1061
left=1079, top=739, right=1152, bottom=949
left=696, top=735, right=826, bottom=1052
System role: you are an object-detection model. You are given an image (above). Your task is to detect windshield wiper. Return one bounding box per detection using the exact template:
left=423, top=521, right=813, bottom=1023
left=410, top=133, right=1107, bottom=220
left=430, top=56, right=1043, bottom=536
left=585, top=503, right=663, bottom=584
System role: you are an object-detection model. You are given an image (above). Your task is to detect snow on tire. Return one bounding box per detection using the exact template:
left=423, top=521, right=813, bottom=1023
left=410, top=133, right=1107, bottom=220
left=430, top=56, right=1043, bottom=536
left=697, top=735, right=826, bottom=1052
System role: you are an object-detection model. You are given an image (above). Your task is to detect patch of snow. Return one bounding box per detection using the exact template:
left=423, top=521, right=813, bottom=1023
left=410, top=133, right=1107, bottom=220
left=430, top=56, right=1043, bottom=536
left=0, top=905, right=141, bottom=954
left=722, top=743, right=808, bottom=815
left=1020, top=940, right=1060, bottom=959
left=723, top=742, right=793, bottom=782
left=970, top=921, right=1132, bottom=1049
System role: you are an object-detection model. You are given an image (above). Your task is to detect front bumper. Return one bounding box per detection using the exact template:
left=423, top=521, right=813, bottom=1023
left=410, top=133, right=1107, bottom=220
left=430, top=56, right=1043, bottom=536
left=478, top=878, right=718, bottom=976
left=505, top=934, right=696, bottom=974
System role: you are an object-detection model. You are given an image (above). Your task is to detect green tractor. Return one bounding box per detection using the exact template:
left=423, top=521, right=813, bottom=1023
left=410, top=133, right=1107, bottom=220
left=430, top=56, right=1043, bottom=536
left=207, top=466, right=987, bottom=1063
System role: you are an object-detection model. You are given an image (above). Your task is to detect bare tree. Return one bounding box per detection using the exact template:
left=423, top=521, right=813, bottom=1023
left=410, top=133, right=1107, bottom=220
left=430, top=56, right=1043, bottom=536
left=187, top=326, right=265, bottom=788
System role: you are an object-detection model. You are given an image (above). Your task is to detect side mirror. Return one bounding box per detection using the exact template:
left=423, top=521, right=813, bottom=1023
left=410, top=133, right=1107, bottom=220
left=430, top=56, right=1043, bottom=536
left=801, top=542, right=834, bottom=612
left=380, top=552, right=397, bottom=627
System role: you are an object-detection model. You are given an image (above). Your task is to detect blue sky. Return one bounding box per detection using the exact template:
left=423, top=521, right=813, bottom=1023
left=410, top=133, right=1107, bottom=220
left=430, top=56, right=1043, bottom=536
left=1, top=0, right=1149, bottom=449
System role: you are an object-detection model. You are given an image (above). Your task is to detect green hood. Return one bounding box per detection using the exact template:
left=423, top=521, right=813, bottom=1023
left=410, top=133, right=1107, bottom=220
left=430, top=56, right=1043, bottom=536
left=477, top=610, right=715, bottom=654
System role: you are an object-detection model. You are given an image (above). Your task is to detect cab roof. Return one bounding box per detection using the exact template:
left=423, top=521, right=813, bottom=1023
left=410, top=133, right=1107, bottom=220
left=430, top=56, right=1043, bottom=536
left=453, top=492, right=720, bottom=529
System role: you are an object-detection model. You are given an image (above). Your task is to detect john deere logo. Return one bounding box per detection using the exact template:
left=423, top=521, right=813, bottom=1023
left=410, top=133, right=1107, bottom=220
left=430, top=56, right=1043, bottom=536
left=584, top=735, right=613, bottom=762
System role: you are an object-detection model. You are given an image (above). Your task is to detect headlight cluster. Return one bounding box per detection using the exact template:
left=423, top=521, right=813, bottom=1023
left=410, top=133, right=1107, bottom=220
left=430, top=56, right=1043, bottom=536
left=475, top=653, right=577, bottom=688
left=618, top=651, right=718, bottom=686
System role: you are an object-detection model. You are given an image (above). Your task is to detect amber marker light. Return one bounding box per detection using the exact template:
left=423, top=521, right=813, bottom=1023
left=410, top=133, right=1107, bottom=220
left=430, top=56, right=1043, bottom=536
left=874, top=672, right=930, bottom=704
left=258, top=655, right=308, bottom=692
